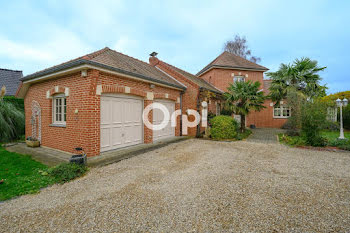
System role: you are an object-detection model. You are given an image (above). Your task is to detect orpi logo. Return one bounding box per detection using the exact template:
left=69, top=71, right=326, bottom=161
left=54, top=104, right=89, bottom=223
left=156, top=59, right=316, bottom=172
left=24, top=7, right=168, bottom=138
left=142, top=101, right=208, bottom=135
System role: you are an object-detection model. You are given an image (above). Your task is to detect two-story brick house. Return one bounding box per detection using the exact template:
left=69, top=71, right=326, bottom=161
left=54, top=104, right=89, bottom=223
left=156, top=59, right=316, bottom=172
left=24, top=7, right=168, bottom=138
left=197, top=51, right=289, bottom=128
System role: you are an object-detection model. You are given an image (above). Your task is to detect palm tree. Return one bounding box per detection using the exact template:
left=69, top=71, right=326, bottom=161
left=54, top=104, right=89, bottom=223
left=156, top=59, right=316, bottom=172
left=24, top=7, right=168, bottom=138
left=267, top=57, right=327, bottom=105
left=0, top=86, right=25, bottom=142
left=224, top=81, right=266, bottom=132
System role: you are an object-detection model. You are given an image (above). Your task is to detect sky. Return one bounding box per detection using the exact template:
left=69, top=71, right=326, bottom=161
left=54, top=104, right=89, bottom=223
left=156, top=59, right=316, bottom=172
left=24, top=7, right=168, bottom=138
left=0, top=0, right=349, bottom=94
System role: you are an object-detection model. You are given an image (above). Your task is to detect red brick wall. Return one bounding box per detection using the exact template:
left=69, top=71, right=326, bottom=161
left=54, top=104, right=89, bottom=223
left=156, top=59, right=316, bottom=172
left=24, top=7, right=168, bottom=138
left=25, top=69, right=182, bottom=157
left=150, top=60, right=200, bottom=136
left=199, top=68, right=287, bottom=128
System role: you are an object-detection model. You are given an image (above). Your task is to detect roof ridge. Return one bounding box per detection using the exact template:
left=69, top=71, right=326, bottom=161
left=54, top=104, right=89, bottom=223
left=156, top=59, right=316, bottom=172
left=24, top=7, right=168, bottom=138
left=196, top=51, right=226, bottom=75
left=0, top=68, right=22, bottom=72
left=160, top=60, right=222, bottom=93
left=80, top=47, right=110, bottom=60
left=106, top=47, right=152, bottom=67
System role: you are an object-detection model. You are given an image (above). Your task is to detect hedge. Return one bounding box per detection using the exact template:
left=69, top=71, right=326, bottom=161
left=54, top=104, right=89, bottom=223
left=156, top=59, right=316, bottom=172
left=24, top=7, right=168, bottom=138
left=3, top=96, right=24, bottom=111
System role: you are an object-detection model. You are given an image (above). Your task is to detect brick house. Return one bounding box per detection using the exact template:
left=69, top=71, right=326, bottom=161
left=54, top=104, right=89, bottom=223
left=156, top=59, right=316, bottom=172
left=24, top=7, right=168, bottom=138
left=17, top=48, right=191, bottom=156
left=148, top=55, right=223, bottom=136
left=197, top=51, right=289, bottom=128
left=17, top=47, right=221, bottom=157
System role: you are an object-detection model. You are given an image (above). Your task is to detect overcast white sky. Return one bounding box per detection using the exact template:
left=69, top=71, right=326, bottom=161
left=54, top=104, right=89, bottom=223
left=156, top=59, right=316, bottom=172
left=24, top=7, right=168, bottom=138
left=1, top=0, right=349, bottom=94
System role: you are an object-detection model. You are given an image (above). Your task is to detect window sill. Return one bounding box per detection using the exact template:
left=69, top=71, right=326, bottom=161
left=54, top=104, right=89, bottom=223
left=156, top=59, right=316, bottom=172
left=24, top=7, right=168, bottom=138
left=49, top=123, right=66, bottom=128
left=273, top=116, right=290, bottom=119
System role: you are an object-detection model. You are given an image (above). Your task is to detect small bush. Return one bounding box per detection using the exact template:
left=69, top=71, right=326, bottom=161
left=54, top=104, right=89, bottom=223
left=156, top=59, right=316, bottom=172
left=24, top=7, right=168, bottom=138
left=236, top=129, right=252, bottom=140
left=301, top=100, right=327, bottom=147
left=210, top=115, right=238, bottom=140
left=279, top=134, right=306, bottom=146
left=48, top=163, right=87, bottom=183
left=323, top=121, right=340, bottom=131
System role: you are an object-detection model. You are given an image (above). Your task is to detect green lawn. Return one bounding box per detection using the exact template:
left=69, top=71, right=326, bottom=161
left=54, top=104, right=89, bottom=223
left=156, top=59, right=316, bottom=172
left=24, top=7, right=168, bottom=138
left=321, top=131, right=350, bottom=143
left=0, top=146, right=55, bottom=201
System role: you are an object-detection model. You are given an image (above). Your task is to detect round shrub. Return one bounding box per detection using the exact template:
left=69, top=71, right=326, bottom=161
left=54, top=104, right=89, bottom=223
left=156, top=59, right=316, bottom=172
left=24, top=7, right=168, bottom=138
left=210, top=115, right=238, bottom=140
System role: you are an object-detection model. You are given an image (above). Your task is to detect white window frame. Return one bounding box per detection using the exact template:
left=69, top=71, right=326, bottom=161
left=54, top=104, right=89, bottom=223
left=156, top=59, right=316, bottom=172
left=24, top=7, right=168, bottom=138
left=53, top=94, right=66, bottom=125
left=273, top=105, right=291, bottom=118
left=233, top=76, right=245, bottom=83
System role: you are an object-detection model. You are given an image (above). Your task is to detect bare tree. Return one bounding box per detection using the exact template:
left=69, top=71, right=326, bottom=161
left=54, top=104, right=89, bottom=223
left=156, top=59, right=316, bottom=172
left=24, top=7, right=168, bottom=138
left=223, top=35, right=261, bottom=63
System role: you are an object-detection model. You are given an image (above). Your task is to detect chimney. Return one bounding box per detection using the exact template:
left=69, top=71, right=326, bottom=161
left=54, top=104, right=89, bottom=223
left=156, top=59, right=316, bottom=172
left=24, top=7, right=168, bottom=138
left=149, top=52, right=159, bottom=66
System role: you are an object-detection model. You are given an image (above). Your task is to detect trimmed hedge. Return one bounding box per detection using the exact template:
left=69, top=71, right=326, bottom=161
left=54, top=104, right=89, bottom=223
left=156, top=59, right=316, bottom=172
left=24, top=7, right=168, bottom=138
left=3, top=96, right=24, bottom=111
left=210, top=115, right=238, bottom=140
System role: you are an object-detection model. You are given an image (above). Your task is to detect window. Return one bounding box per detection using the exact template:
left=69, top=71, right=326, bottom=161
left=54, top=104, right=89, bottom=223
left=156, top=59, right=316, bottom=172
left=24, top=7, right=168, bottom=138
left=53, top=94, right=66, bottom=124
left=233, top=76, right=245, bottom=83
left=216, top=103, right=221, bottom=116
left=273, top=105, right=291, bottom=118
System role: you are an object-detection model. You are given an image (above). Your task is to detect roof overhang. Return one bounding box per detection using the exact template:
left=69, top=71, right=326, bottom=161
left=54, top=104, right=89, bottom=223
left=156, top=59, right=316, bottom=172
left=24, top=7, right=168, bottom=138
left=17, top=59, right=186, bottom=98
left=197, top=65, right=269, bottom=76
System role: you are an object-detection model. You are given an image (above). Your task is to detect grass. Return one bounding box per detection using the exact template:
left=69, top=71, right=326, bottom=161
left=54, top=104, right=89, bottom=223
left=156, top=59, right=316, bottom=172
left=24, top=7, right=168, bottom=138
left=279, top=130, right=350, bottom=150
left=0, top=146, right=55, bottom=201
left=0, top=145, right=88, bottom=201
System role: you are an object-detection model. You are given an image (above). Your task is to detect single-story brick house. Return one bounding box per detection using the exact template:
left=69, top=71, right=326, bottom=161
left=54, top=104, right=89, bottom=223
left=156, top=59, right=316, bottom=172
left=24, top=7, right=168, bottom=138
left=197, top=51, right=289, bottom=128
left=17, top=48, right=221, bottom=157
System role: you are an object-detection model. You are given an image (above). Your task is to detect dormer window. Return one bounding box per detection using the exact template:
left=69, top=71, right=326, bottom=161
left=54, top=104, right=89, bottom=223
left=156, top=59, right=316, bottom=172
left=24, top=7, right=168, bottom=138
left=233, top=76, right=245, bottom=83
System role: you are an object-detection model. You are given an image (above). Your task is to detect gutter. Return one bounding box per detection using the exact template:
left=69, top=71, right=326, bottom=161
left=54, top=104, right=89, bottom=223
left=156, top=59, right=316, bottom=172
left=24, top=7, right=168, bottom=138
left=197, top=65, right=269, bottom=76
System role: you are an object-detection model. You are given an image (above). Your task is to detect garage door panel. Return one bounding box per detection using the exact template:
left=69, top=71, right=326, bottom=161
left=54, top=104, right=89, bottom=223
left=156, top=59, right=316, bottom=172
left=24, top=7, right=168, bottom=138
left=101, top=95, right=143, bottom=152
left=111, top=126, right=123, bottom=147
left=101, top=99, right=110, bottom=125
left=112, top=100, right=123, bottom=123
left=101, top=127, right=110, bottom=149
left=153, top=100, right=175, bottom=141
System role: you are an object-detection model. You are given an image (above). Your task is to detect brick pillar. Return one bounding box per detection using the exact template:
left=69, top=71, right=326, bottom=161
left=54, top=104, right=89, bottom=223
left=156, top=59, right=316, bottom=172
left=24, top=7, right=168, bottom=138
left=175, top=102, right=181, bottom=136
left=144, top=99, right=153, bottom=143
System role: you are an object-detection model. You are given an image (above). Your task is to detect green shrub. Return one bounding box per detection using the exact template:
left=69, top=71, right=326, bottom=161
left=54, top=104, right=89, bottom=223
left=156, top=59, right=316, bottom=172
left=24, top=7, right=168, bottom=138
left=342, top=105, right=350, bottom=130
left=210, top=115, right=238, bottom=140
left=279, top=134, right=306, bottom=146
left=0, top=100, right=25, bottom=142
left=48, top=163, right=87, bottom=183
left=236, top=129, right=252, bottom=140
left=301, top=100, right=327, bottom=147
left=3, top=96, right=24, bottom=111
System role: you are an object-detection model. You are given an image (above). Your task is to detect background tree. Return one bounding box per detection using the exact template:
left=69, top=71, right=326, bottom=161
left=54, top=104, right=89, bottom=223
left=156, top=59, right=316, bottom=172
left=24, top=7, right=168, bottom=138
left=224, top=81, right=265, bottom=132
left=223, top=34, right=261, bottom=63
left=267, top=57, right=327, bottom=105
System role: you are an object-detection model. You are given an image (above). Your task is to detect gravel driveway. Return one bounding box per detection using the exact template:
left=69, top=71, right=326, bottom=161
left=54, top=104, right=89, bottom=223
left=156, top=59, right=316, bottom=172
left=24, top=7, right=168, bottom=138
left=1, top=139, right=350, bottom=232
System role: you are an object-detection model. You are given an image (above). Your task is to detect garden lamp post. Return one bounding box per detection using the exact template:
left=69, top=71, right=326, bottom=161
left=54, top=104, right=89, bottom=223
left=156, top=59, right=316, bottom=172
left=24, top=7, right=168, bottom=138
left=336, top=98, right=348, bottom=139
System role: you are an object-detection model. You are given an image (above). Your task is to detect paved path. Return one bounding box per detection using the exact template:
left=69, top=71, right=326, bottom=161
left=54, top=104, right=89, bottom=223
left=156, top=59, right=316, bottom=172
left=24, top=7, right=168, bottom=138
left=1, top=139, right=350, bottom=232
left=247, top=128, right=286, bottom=144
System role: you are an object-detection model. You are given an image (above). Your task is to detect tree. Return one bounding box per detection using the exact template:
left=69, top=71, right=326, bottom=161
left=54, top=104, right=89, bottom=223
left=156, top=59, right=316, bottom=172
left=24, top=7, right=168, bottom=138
left=223, top=35, right=261, bottom=63
left=267, top=57, right=327, bottom=105
left=224, top=81, right=266, bottom=132
left=0, top=86, right=25, bottom=142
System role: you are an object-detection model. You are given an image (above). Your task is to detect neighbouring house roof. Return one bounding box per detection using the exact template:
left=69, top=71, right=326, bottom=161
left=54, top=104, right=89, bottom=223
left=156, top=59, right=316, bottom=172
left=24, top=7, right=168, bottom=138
left=21, top=47, right=186, bottom=90
left=197, top=51, right=269, bottom=76
left=0, top=68, right=23, bottom=96
left=160, top=61, right=222, bottom=94
left=263, top=79, right=272, bottom=94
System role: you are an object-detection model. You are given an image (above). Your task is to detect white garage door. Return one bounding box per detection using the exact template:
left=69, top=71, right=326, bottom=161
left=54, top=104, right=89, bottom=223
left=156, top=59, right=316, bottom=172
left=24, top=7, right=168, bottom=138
left=153, top=99, right=175, bottom=141
left=100, top=95, right=143, bottom=152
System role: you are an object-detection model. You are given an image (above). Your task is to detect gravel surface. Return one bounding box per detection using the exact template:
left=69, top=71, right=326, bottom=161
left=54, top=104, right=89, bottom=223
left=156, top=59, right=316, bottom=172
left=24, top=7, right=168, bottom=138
left=1, top=139, right=350, bottom=232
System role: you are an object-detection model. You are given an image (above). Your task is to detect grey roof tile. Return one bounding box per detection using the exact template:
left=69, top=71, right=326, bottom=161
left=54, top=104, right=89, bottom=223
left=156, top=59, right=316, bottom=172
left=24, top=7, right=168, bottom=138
left=0, top=68, right=22, bottom=96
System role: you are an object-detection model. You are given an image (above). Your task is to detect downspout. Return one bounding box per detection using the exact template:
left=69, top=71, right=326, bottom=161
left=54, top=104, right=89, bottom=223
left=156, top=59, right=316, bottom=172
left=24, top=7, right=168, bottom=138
left=180, top=91, right=183, bottom=136
left=196, top=88, right=202, bottom=138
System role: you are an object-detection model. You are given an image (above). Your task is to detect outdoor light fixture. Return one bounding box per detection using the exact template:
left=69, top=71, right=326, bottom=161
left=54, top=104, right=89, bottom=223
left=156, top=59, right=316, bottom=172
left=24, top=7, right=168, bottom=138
left=336, top=98, right=348, bottom=140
